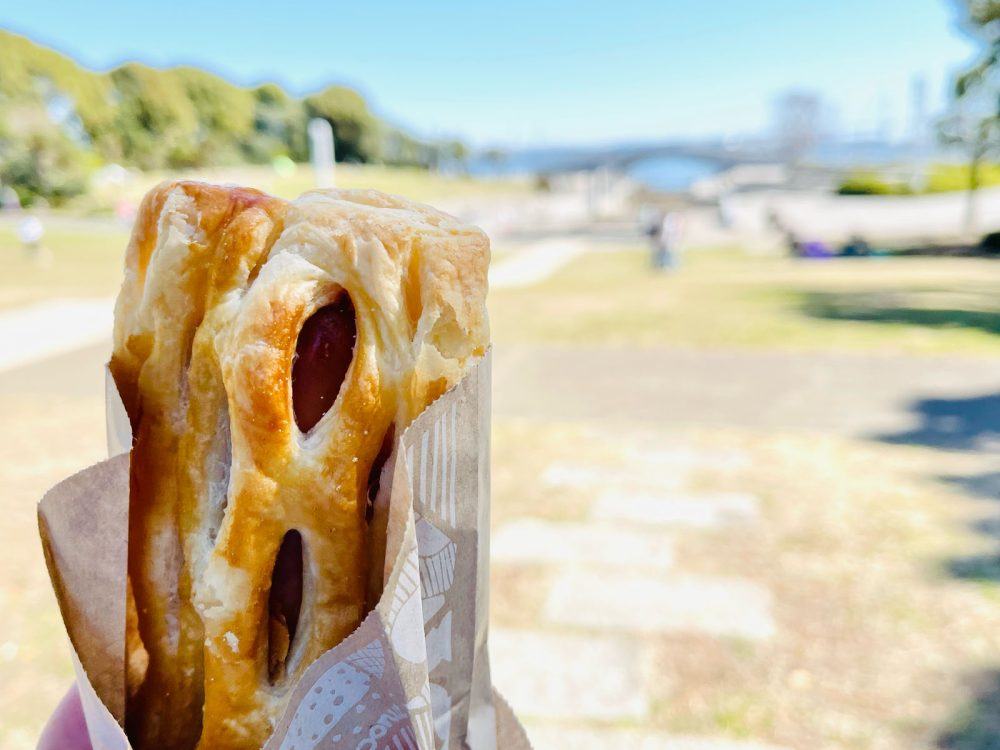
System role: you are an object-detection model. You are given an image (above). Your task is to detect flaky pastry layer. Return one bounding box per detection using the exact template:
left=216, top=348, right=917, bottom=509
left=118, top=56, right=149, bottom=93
left=110, top=182, right=489, bottom=749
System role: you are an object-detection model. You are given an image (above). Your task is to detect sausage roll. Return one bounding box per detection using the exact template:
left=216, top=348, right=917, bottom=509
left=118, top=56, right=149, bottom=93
left=110, top=182, right=490, bottom=749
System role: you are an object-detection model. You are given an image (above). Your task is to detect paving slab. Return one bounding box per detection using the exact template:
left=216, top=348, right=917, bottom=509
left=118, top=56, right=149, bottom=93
left=545, top=570, right=775, bottom=640
left=541, top=463, right=685, bottom=492
left=490, top=629, right=650, bottom=721
left=492, top=519, right=674, bottom=570
left=625, top=447, right=750, bottom=472
left=593, top=492, right=759, bottom=529
left=525, top=725, right=788, bottom=750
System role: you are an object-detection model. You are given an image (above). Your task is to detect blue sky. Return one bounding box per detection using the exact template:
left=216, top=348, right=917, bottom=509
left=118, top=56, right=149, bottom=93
left=1, top=0, right=980, bottom=146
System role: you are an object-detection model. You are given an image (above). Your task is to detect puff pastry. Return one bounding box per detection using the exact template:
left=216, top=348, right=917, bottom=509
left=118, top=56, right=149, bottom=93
left=110, top=182, right=489, bottom=749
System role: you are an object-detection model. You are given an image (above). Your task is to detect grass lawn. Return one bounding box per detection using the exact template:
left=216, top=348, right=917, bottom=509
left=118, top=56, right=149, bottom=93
left=839, top=162, right=1000, bottom=195
left=490, top=247, right=1000, bottom=355
left=0, top=220, right=128, bottom=309
left=4, top=232, right=1000, bottom=749
left=9, top=404, right=999, bottom=750
left=5, top=217, right=1000, bottom=358
left=0, top=392, right=108, bottom=750
left=0, top=163, right=532, bottom=309
left=93, top=162, right=533, bottom=207
left=490, top=420, right=1000, bottom=750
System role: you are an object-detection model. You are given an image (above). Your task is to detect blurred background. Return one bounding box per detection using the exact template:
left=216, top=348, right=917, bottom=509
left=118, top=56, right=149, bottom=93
left=4, top=1, right=1000, bottom=749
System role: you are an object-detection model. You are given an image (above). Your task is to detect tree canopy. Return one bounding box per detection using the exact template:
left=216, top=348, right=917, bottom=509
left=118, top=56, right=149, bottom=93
left=954, top=1, right=1000, bottom=96
left=942, top=2, right=1000, bottom=227
left=0, top=29, right=459, bottom=204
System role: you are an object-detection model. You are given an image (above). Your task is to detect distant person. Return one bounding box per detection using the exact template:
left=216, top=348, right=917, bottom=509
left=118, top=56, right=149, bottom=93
left=18, top=214, right=50, bottom=265
left=652, top=211, right=683, bottom=270
left=784, top=228, right=832, bottom=259
left=638, top=204, right=658, bottom=235
left=642, top=207, right=660, bottom=259
left=19, top=215, right=43, bottom=252
left=784, top=229, right=801, bottom=257
left=114, top=198, right=137, bottom=224
left=767, top=208, right=783, bottom=232
left=840, top=234, right=871, bottom=257
left=718, top=193, right=735, bottom=228
left=800, top=240, right=834, bottom=259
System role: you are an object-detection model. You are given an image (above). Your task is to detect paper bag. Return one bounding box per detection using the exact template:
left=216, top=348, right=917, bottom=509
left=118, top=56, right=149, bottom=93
left=39, top=352, right=532, bottom=749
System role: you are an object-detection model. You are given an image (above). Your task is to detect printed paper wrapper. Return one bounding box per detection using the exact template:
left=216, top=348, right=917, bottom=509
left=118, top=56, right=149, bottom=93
left=38, top=352, right=532, bottom=749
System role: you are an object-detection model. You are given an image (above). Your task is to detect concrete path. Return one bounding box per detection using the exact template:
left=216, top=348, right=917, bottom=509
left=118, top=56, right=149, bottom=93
left=493, top=344, right=1000, bottom=446
left=0, top=339, right=109, bottom=398
left=0, top=298, right=114, bottom=374
left=489, top=238, right=589, bottom=289
left=728, top=184, right=1000, bottom=243
left=7, top=340, right=1000, bottom=450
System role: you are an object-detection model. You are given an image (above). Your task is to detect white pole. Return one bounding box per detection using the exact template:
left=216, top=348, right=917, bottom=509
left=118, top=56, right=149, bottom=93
left=308, top=118, right=336, bottom=188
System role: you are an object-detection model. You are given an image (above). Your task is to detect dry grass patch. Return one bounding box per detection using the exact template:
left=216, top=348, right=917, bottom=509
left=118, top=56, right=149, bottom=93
left=490, top=420, right=1000, bottom=750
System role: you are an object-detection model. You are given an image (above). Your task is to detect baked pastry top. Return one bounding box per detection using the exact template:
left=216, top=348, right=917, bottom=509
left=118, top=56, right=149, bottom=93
left=110, top=181, right=489, bottom=749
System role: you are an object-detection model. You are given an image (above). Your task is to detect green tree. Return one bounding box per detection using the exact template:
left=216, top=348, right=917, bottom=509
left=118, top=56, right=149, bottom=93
left=0, top=103, right=89, bottom=206
left=175, top=67, right=256, bottom=164
left=303, top=85, right=379, bottom=163
left=247, top=83, right=308, bottom=162
left=945, top=1, right=1000, bottom=230
left=442, top=139, right=469, bottom=172
left=0, top=28, right=469, bottom=198
left=109, top=63, right=200, bottom=168
left=0, top=30, right=117, bottom=155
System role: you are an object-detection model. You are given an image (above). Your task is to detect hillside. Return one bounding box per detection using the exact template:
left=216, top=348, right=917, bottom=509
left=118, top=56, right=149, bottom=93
left=0, top=29, right=458, bottom=204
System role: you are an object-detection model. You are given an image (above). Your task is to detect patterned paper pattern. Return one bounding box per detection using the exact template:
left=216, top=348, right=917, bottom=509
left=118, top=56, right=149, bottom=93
left=263, top=351, right=495, bottom=749
left=45, top=354, right=518, bottom=749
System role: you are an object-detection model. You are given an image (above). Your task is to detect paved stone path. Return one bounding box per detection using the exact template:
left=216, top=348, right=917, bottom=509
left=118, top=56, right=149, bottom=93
left=541, top=462, right=686, bottom=492
left=544, top=570, right=774, bottom=639
left=592, top=491, right=759, bottom=528
left=490, top=441, right=785, bottom=749
left=524, top=726, right=788, bottom=750
left=490, top=630, right=650, bottom=721
left=492, top=519, right=675, bottom=570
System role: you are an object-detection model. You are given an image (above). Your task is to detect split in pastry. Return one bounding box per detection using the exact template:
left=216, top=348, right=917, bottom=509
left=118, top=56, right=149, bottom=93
left=110, top=182, right=490, bottom=749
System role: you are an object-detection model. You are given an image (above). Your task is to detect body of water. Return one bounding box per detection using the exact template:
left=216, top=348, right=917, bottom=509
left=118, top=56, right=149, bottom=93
left=468, top=140, right=951, bottom=194
left=468, top=149, right=720, bottom=192
left=625, top=155, right=719, bottom=192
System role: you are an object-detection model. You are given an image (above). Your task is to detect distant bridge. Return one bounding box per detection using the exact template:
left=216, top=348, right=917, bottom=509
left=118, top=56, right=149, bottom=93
left=548, top=140, right=783, bottom=173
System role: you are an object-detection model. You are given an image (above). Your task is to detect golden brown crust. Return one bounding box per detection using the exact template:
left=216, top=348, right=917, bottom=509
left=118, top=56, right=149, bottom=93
left=111, top=181, right=489, bottom=749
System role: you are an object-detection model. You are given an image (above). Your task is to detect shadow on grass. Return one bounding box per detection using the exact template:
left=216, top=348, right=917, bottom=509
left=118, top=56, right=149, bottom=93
left=806, top=289, right=1000, bottom=582
left=938, top=671, right=1000, bottom=750
left=800, top=290, right=1000, bottom=336
left=946, top=554, right=1000, bottom=582
left=941, top=472, right=1000, bottom=501
left=937, top=471, right=1000, bottom=584
left=876, top=393, right=1000, bottom=451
